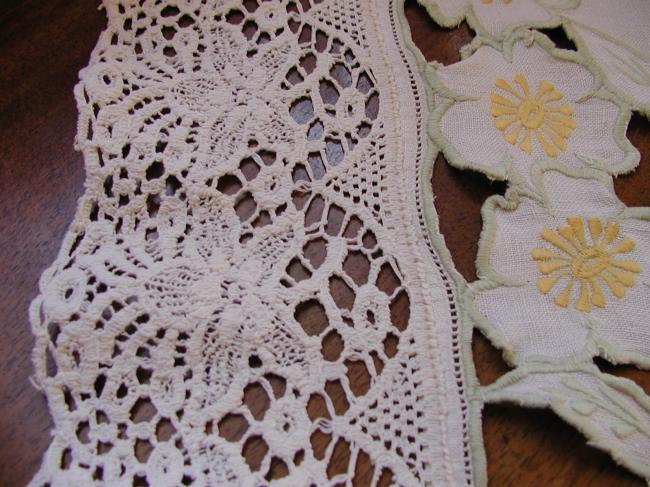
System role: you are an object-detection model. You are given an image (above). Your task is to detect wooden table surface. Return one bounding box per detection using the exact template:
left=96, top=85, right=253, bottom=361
left=1, top=1, right=648, bottom=486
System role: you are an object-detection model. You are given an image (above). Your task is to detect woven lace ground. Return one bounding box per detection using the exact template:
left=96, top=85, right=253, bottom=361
left=28, top=0, right=474, bottom=486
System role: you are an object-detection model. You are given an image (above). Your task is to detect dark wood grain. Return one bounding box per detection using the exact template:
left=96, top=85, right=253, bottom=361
left=0, top=1, right=648, bottom=486
left=0, top=2, right=106, bottom=486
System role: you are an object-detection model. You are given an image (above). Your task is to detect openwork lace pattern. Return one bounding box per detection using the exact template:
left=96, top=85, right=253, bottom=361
left=29, top=0, right=472, bottom=485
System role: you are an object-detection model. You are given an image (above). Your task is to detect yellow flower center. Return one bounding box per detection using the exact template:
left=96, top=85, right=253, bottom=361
left=570, top=247, right=609, bottom=279
left=518, top=99, right=545, bottom=129
left=490, top=74, right=576, bottom=157
left=531, top=217, right=641, bottom=313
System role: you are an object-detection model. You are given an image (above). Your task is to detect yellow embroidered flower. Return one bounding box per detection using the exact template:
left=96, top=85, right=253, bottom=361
left=531, top=217, right=641, bottom=313
left=490, top=74, right=576, bottom=157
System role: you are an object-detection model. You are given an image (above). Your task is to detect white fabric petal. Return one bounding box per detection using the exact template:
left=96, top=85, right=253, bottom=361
left=508, top=42, right=594, bottom=101
left=436, top=41, right=593, bottom=99
left=592, top=282, right=650, bottom=365
left=426, top=0, right=470, bottom=24
left=473, top=282, right=591, bottom=360
left=472, top=0, right=552, bottom=36
left=561, top=97, right=628, bottom=172
left=565, top=0, right=650, bottom=111
left=537, top=0, right=579, bottom=8
left=541, top=170, right=622, bottom=220
left=439, top=96, right=511, bottom=173
left=487, top=198, right=554, bottom=280
left=435, top=45, right=510, bottom=98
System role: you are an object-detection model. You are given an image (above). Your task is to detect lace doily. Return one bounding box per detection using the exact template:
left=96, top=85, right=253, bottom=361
left=29, top=1, right=474, bottom=485
left=28, top=0, right=650, bottom=485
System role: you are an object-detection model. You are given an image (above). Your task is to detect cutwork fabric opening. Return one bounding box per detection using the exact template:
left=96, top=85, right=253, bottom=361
left=418, top=0, right=650, bottom=483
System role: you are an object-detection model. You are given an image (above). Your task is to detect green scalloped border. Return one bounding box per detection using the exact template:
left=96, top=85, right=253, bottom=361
left=398, top=2, right=650, bottom=484
left=416, top=0, right=578, bottom=40
left=418, top=0, right=650, bottom=117
left=427, top=30, right=640, bottom=182
left=481, top=361, right=650, bottom=479
left=466, top=161, right=650, bottom=370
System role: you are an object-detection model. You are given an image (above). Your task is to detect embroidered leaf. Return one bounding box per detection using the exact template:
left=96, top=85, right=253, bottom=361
left=483, top=363, right=650, bottom=480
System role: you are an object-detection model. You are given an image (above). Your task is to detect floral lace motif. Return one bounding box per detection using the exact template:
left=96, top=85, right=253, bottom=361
left=29, top=0, right=472, bottom=486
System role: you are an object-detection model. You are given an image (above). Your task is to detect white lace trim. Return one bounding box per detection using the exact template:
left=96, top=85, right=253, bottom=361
left=29, top=1, right=472, bottom=485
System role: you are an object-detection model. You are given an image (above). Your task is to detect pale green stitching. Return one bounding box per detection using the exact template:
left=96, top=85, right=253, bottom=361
left=417, top=0, right=572, bottom=41
left=481, top=362, right=650, bottom=478
left=429, top=30, right=640, bottom=180
left=400, top=1, right=650, bottom=483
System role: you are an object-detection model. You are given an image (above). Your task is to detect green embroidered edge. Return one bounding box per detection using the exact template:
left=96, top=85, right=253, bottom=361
left=401, top=2, right=650, bottom=483
left=416, top=0, right=577, bottom=41
left=427, top=30, right=640, bottom=182
left=466, top=160, right=650, bottom=369
left=418, top=0, right=650, bottom=117
left=396, top=4, right=489, bottom=486
left=480, top=361, right=650, bottom=479
left=560, top=20, right=650, bottom=118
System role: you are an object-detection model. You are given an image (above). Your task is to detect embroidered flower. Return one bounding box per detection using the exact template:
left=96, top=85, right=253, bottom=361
left=431, top=33, right=639, bottom=182
left=532, top=217, right=641, bottom=312
left=424, top=0, right=650, bottom=111
left=468, top=164, right=650, bottom=366
left=490, top=74, right=576, bottom=157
